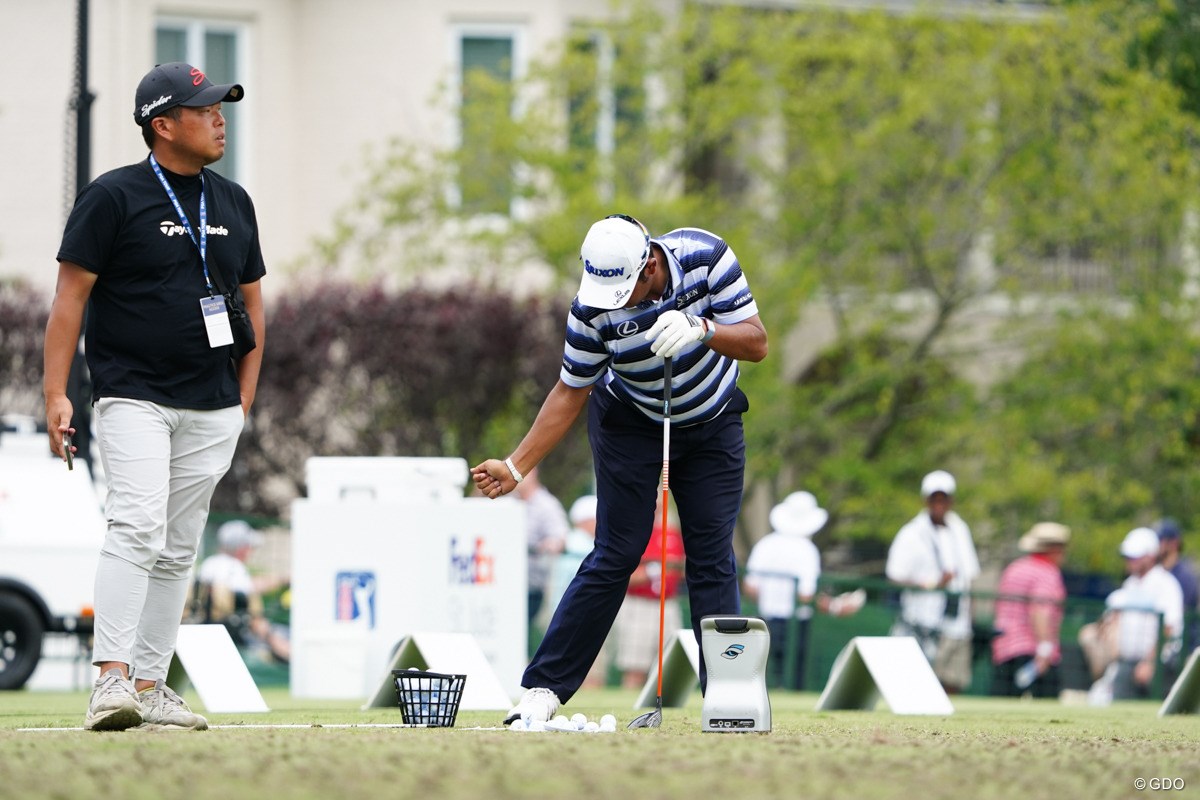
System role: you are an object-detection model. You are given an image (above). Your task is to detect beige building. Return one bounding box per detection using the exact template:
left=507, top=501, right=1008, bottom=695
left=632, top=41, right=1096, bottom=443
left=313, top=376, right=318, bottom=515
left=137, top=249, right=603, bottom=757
left=0, top=0, right=621, bottom=295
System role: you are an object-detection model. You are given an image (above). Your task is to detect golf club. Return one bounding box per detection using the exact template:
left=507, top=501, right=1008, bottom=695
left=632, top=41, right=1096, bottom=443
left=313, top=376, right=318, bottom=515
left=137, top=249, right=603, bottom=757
left=628, top=355, right=672, bottom=730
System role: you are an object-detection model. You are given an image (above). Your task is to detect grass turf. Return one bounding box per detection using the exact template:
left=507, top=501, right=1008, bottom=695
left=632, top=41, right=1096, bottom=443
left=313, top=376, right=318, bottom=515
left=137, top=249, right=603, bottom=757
left=2, top=687, right=1197, bottom=799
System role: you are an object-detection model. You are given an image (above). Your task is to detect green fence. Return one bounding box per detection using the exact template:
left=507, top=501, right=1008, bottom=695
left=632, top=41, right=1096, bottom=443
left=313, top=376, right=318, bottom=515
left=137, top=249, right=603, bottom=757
left=739, top=573, right=1191, bottom=699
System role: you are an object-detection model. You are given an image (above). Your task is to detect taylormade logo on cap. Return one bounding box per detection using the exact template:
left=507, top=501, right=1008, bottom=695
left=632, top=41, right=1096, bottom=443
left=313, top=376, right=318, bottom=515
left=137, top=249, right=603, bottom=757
left=576, top=215, right=651, bottom=310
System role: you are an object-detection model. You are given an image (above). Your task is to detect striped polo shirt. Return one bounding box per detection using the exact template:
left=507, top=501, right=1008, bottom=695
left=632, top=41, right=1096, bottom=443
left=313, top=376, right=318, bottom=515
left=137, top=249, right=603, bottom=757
left=560, top=226, right=758, bottom=426
left=991, top=554, right=1066, bottom=664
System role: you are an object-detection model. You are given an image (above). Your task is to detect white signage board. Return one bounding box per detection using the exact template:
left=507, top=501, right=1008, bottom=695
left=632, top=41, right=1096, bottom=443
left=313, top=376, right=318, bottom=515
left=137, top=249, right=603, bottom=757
left=1159, top=647, right=1200, bottom=717
left=815, top=636, right=954, bottom=716
left=634, top=629, right=701, bottom=709
left=173, top=624, right=270, bottom=713
left=290, top=460, right=525, bottom=701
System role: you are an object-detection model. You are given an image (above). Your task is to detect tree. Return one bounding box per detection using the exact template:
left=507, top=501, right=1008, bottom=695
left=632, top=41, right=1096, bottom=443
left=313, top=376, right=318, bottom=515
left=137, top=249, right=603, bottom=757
left=300, top=0, right=1198, bottom=567
left=212, top=284, right=591, bottom=518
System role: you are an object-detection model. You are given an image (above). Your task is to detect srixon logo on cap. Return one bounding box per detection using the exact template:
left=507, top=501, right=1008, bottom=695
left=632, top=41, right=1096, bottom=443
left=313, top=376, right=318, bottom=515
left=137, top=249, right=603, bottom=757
left=584, top=259, right=625, bottom=279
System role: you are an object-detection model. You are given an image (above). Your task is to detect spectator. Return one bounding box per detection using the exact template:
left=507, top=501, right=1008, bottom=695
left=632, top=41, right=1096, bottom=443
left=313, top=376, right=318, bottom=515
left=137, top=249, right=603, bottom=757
left=514, top=466, right=569, bottom=639
left=1154, top=518, right=1199, bottom=693
left=744, top=491, right=865, bottom=690
left=886, top=470, right=980, bottom=693
left=548, top=495, right=608, bottom=689
left=990, top=522, right=1070, bottom=698
left=613, top=496, right=685, bottom=690
left=193, top=520, right=289, bottom=664
left=1104, top=527, right=1184, bottom=700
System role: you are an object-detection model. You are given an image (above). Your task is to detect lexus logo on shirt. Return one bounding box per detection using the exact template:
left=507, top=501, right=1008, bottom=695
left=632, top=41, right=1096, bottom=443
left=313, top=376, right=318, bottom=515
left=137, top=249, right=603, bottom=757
left=617, top=320, right=639, bottom=337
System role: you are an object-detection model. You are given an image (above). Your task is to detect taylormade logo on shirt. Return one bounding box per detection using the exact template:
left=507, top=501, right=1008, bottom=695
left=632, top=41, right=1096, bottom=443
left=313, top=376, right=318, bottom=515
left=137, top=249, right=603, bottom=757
left=159, top=221, right=231, bottom=237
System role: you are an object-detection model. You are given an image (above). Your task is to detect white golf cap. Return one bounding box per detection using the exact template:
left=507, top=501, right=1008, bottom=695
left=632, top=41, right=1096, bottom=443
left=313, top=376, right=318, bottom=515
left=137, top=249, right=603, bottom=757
left=217, top=519, right=262, bottom=550
left=920, top=470, right=956, bottom=498
left=576, top=215, right=651, bottom=310
left=1119, top=526, right=1160, bottom=559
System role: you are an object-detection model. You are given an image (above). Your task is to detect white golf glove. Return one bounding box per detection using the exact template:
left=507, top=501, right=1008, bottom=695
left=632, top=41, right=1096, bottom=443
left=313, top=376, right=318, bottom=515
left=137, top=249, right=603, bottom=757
left=645, top=310, right=709, bottom=358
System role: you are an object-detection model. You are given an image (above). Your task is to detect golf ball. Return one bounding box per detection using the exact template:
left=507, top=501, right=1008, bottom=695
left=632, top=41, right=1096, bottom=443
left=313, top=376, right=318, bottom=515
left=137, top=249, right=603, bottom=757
left=528, top=719, right=546, bottom=732
left=552, top=715, right=570, bottom=727
left=509, top=719, right=527, bottom=731
left=600, top=714, right=616, bottom=728
left=571, top=713, right=588, bottom=730
left=584, top=721, right=600, bottom=732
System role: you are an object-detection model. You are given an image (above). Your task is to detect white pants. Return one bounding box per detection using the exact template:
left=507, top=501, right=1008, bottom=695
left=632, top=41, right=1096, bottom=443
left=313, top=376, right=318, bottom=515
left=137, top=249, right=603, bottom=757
left=91, top=398, right=244, bottom=680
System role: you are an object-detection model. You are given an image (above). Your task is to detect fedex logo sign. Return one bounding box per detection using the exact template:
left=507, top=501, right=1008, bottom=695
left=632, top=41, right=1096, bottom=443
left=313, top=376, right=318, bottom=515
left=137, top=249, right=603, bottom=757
left=449, top=536, right=495, bottom=585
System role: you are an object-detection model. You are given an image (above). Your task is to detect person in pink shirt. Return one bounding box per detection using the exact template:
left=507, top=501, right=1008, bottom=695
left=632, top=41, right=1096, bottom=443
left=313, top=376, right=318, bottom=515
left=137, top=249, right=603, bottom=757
left=990, top=522, right=1071, bottom=697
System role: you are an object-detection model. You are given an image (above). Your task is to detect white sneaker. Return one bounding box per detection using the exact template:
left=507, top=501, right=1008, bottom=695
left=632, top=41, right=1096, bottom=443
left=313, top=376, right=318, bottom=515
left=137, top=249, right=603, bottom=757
left=139, top=679, right=209, bottom=731
left=84, top=668, right=143, bottom=732
left=504, top=687, right=560, bottom=725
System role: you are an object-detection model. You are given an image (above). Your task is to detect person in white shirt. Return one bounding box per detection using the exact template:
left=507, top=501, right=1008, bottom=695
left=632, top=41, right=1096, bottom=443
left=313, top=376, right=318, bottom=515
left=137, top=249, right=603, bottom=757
left=744, top=491, right=863, bottom=690
left=1105, top=527, right=1184, bottom=700
left=194, top=519, right=288, bottom=663
left=885, top=470, right=980, bottom=693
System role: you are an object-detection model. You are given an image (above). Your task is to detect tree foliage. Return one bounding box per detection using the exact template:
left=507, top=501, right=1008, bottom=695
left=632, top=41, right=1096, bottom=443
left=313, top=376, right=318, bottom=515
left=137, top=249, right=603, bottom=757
left=213, top=284, right=591, bottom=517
left=0, top=283, right=49, bottom=420
left=298, top=0, right=1199, bottom=572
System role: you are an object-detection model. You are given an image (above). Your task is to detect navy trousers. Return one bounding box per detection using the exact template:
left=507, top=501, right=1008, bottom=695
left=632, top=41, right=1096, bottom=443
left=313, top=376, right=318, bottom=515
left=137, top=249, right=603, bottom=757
left=522, top=386, right=748, bottom=703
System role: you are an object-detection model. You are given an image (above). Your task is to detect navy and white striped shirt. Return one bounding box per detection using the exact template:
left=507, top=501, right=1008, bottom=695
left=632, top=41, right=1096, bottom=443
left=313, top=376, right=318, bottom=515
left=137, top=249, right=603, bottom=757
left=560, top=227, right=759, bottom=426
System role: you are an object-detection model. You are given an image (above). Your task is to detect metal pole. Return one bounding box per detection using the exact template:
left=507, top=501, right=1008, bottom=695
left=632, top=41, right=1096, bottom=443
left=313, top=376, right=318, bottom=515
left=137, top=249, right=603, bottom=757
left=67, top=0, right=94, bottom=474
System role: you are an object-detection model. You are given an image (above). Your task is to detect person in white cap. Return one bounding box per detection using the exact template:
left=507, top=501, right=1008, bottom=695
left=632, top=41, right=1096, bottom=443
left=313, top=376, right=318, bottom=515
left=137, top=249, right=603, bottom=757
left=193, top=520, right=289, bottom=666
left=1104, top=527, right=1184, bottom=700
left=546, top=495, right=608, bottom=689
left=744, top=491, right=863, bottom=690
left=45, top=61, right=265, bottom=732
left=990, top=522, right=1071, bottom=697
left=471, top=213, right=768, bottom=724
left=885, top=469, right=980, bottom=692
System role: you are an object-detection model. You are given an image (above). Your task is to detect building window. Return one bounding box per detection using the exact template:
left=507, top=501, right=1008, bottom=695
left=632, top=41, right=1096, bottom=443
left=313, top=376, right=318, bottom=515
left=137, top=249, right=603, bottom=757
left=155, top=17, right=246, bottom=183
left=565, top=26, right=646, bottom=203
left=453, top=26, right=525, bottom=216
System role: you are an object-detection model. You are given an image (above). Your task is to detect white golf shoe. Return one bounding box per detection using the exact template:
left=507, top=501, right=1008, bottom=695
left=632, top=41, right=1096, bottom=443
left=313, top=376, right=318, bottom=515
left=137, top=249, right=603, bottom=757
left=83, top=668, right=144, bottom=732
left=504, top=687, right=560, bottom=725
left=139, top=679, right=209, bottom=731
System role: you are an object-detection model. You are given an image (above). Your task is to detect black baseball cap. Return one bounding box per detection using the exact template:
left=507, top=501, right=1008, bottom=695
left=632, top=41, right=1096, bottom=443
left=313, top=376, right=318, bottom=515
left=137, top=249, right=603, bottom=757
left=133, top=62, right=243, bottom=126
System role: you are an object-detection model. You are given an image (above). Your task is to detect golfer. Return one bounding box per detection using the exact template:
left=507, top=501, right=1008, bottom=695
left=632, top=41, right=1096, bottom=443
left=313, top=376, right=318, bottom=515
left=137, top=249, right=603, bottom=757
left=472, top=214, right=767, bottom=723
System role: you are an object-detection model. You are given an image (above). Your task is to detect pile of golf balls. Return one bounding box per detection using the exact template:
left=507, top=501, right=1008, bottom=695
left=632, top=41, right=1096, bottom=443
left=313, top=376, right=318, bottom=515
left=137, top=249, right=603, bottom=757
left=509, top=713, right=617, bottom=733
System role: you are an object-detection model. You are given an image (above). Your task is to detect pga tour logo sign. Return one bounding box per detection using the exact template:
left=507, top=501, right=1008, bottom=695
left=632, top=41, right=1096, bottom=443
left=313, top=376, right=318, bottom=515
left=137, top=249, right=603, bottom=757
left=334, top=571, right=376, bottom=628
left=449, top=536, right=495, bottom=585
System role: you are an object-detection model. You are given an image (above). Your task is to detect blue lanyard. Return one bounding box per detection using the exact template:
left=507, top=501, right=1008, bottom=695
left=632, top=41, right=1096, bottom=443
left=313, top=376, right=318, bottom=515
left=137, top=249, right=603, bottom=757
left=149, top=154, right=212, bottom=293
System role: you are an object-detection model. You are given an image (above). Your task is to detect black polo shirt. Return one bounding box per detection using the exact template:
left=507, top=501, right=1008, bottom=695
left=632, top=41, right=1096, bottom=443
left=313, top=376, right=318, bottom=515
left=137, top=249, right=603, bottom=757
left=57, top=156, right=267, bottom=410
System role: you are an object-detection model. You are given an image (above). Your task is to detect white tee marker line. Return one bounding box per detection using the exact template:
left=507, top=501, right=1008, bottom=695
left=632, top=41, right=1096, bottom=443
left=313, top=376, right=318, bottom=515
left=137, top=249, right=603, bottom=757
left=17, top=723, right=509, bottom=732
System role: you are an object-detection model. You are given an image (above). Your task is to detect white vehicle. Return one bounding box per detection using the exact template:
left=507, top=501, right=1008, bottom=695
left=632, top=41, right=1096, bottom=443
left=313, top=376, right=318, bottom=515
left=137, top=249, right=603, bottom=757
left=0, top=416, right=105, bottom=690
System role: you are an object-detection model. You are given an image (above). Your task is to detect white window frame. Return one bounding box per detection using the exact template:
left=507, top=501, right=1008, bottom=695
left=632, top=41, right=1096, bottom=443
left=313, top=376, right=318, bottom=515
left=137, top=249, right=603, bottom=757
left=446, top=22, right=529, bottom=222
left=155, top=15, right=252, bottom=188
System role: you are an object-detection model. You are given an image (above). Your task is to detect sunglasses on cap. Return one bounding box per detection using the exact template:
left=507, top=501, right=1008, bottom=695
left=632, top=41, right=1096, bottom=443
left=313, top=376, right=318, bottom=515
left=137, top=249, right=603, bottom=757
left=604, top=213, right=651, bottom=270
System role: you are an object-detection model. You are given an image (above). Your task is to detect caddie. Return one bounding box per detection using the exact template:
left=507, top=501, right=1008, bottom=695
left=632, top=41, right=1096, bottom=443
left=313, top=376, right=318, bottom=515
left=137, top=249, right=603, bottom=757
left=471, top=213, right=768, bottom=723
